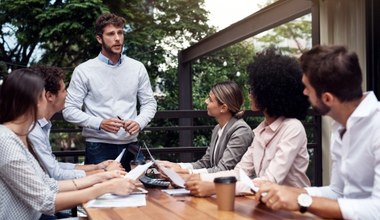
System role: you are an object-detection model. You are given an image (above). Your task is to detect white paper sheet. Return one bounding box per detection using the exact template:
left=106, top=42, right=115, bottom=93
left=142, top=142, right=186, bottom=188
left=125, top=161, right=154, bottom=180
left=86, top=194, right=146, bottom=208
left=239, top=169, right=259, bottom=193
left=159, top=166, right=185, bottom=188
left=115, top=148, right=126, bottom=162
left=161, top=188, right=190, bottom=196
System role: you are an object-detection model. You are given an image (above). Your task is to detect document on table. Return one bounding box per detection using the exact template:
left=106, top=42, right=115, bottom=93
left=142, top=142, right=185, bottom=188
left=239, top=169, right=259, bottom=193
left=125, top=161, right=154, bottom=180
left=159, top=166, right=185, bottom=188
left=161, top=188, right=190, bottom=196
left=86, top=194, right=146, bottom=208
left=115, top=148, right=126, bottom=162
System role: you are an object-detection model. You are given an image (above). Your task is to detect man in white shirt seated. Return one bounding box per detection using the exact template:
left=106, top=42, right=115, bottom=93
left=254, top=45, right=380, bottom=219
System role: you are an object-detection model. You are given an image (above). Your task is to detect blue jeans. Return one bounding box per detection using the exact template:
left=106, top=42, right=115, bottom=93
left=85, top=142, right=144, bottom=171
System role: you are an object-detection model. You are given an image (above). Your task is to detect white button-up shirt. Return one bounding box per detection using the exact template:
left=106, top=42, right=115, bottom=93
left=306, top=92, right=380, bottom=219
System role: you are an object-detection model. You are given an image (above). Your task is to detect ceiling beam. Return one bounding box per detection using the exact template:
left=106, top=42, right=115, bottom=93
left=180, top=0, right=313, bottom=63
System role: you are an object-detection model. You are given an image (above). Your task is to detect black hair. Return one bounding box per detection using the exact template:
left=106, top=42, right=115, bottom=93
left=247, top=48, right=310, bottom=120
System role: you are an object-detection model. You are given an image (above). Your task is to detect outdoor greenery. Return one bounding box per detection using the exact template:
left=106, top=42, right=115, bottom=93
left=0, top=0, right=312, bottom=150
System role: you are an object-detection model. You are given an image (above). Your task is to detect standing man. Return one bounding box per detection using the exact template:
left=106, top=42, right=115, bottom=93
left=254, top=45, right=380, bottom=219
left=63, top=13, right=157, bottom=171
left=29, top=65, right=124, bottom=180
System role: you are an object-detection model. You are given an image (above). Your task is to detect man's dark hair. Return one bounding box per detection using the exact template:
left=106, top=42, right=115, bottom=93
left=300, top=45, right=363, bottom=102
left=247, top=48, right=310, bottom=120
left=95, top=13, right=126, bottom=35
left=31, top=65, right=66, bottom=95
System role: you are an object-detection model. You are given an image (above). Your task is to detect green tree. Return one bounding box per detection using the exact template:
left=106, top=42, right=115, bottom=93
left=0, top=0, right=261, bottom=149
left=254, top=14, right=311, bottom=55
left=254, top=0, right=311, bottom=56
left=0, top=0, right=106, bottom=70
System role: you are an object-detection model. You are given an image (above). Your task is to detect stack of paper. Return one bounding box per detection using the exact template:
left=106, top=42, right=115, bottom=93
left=87, top=194, right=146, bottom=208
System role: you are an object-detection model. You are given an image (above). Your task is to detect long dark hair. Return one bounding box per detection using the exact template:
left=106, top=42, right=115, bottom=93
left=0, top=68, right=45, bottom=128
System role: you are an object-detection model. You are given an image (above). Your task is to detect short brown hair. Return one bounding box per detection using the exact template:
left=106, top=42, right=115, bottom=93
left=95, top=13, right=126, bottom=35
left=300, top=45, right=363, bottom=102
left=31, top=65, right=65, bottom=95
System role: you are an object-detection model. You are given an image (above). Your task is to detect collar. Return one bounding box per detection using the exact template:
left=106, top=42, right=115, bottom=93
left=332, top=91, right=378, bottom=131
left=98, top=52, right=123, bottom=66
left=255, top=116, right=285, bottom=134
left=37, top=118, right=52, bottom=131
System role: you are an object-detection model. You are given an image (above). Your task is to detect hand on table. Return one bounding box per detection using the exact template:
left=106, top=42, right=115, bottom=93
left=255, top=183, right=306, bottom=211
left=185, top=180, right=215, bottom=197
left=106, top=178, right=137, bottom=195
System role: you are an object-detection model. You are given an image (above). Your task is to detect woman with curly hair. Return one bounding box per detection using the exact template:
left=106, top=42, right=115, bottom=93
left=185, top=48, right=311, bottom=197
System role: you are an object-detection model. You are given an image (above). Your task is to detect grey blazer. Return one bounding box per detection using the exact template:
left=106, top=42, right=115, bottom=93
left=191, top=117, right=254, bottom=173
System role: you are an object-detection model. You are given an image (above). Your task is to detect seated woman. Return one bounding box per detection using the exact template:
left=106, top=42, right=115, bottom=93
left=0, top=68, right=136, bottom=220
left=185, top=48, right=311, bottom=196
left=158, top=81, right=253, bottom=174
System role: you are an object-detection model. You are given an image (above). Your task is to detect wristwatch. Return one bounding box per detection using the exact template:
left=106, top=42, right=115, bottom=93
left=297, top=193, right=312, bottom=213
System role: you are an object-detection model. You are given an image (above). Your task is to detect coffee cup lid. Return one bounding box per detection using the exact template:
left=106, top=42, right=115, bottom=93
left=214, top=176, right=237, bottom=184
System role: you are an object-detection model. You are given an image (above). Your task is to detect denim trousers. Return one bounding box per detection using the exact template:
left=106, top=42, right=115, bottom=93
left=85, top=142, right=145, bottom=171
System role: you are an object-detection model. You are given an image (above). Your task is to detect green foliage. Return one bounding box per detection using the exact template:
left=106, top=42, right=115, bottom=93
left=254, top=14, right=312, bottom=56
left=193, top=41, right=255, bottom=110
left=1, top=0, right=313, bottom=151
left=37, top=0, right=107, bottom=68
left=0, top=0, right=106, bottom=71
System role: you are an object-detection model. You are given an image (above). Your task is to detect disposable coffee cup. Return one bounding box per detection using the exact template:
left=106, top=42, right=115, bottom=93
left=130, top=160, right=145, bottom=170
left=214, top=176, right=237, bottom=211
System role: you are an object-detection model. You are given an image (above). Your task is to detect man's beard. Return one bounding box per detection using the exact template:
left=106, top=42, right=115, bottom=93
left=103, top=43, right=122, bottom=55
left=312, top=100, right=330, bottom=115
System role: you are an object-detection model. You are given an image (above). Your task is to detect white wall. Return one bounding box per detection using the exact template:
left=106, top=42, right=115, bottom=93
left=318, top=0, right=366, bottom=184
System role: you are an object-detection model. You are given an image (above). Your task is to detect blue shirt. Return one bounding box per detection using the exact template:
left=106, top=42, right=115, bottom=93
left=29, top=118, right=86, bottom=180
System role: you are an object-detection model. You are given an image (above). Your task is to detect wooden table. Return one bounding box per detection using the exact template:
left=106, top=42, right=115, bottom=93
left=84, top=188, right=320, bottom=219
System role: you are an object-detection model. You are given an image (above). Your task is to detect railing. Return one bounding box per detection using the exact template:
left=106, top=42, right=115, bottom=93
left=51, top=110, right=322, bottom=185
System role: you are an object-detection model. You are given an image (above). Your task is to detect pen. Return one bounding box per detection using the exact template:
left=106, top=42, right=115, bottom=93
left=117, top=115, right=123, bottom=120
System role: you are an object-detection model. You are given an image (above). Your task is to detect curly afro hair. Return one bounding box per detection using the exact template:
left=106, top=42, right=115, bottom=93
left=247, top=48, right=310, bottom=120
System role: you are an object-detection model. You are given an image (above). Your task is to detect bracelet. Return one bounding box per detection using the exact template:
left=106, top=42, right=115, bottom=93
left=72, top=179, right=79, bottom=190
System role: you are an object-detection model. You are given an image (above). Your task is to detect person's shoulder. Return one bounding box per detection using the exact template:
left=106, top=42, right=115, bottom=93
left=0, top=126, right=23, bottom=158
left=234, top=118, right=252, bottom=128
left=282, top=118, right=303, bottom=126
left=75, top=57, right=101, bottom=70
left=229, top=118, right=253, bottom=134
left=280, top=118, right=306, bottom=134
left=0, top=125, right=13, bottom=139
left=122, top=55, right=145, bottom=66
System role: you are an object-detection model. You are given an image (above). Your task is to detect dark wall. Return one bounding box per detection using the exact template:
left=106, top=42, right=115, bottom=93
left=366, top=0, right=380, bottom=97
